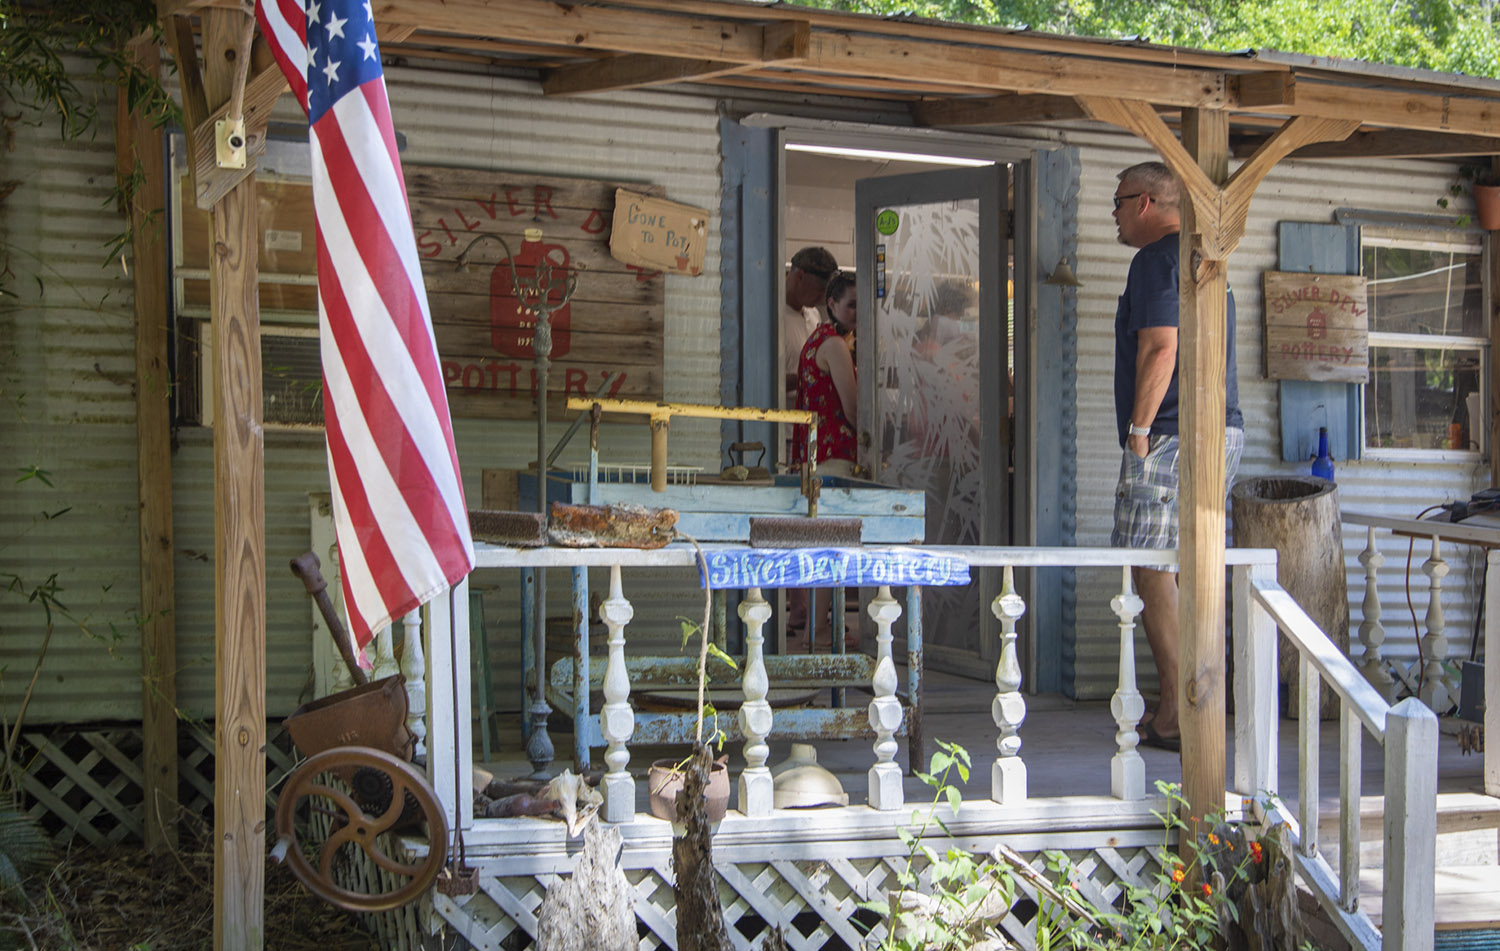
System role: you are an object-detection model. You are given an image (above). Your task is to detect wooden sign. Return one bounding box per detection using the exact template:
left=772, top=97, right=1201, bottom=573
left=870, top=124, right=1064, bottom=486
left=1262, top=271, right=1369, bottom=383
left=608, top=188, right=709, bottom=276
left=177, top=166, right=667, bottom=422
left=699, top=548, right=971, bottom=590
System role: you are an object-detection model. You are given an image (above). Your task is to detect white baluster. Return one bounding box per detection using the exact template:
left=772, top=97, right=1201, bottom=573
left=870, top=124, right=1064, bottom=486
left=1418, top=536, right=1452, bottom=712
left=867, top=585, right=904, bottom=811
left=599, top=565, right=636, bottom=822
left=1358, top=527, right=1397, bottom=702
left=399, top=609, right=427, bottom=760
left=738, top=587, right=774, bottom=817
left=991, top=565, right=1028, bottom=804
left=1109, top=566, right=1146, bottom=800
left=371, top=622, right=399, bottom=681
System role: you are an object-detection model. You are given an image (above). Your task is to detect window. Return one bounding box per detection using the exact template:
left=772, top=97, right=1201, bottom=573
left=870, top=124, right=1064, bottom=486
left=1361, top=232, right=1487, bottom=454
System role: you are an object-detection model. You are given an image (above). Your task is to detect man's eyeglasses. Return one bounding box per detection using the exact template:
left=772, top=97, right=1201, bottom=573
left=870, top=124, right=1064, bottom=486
left=1112, top=192, right=1147, bottom=211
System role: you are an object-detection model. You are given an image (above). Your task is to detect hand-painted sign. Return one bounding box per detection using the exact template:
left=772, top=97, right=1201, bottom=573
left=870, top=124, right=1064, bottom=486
left=178, top=167, right=668, bottom=423
left=1261, top=271, right=1369, bottom=383
left=697, top=547, right=971, bottom=590
left=608, top=189, right=709, bottom=276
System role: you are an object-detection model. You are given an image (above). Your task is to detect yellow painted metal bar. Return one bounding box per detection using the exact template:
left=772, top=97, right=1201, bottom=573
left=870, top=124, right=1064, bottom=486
left=565, top=397, right=814, bottom=426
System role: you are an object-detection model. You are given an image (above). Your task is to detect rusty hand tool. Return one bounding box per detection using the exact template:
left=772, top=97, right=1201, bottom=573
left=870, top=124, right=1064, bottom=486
left=290, top=551, right=369, bottom=685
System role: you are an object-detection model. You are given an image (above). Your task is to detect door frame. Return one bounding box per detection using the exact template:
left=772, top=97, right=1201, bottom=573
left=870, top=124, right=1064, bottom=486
left=721, top=115, right=1072, bottom=691
left=855, top=165, right=1010, bottom=667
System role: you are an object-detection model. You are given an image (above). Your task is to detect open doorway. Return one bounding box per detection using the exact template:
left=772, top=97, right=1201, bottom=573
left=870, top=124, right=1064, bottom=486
left=782, top=143, right=1019, bottom=676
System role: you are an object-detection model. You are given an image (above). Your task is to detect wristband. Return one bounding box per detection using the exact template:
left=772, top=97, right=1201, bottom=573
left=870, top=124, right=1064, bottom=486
left=1128, top=423, right=1151, bottom=438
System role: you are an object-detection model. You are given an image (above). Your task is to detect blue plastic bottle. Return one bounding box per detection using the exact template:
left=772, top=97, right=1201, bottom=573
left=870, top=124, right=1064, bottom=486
left=1311, top=427, right=1335, bottom=482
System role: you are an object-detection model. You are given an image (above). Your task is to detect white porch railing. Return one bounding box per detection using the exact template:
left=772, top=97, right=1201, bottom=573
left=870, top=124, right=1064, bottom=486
left=1343, top=511, right=1499, bottom=801
left=413, top=543, right=1437, bottom=951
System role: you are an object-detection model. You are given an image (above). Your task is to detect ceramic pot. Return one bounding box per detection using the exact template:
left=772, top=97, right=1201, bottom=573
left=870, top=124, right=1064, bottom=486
left=1474, top=183, right=1500, bottom=231
left=648, top=757, right=730, bottom=822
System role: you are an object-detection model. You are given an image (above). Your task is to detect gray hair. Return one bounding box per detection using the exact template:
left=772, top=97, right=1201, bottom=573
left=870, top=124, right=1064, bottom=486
left=1118, top=162, right=1180, bottom=212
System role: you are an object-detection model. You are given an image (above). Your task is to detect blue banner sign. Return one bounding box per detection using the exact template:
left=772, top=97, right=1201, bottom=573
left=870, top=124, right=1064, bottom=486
left=698, top=547, right=970, bottom=589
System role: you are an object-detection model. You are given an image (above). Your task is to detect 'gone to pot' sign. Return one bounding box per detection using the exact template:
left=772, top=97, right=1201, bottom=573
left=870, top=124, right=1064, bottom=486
left=1261, top=271, right=1369, bottom=383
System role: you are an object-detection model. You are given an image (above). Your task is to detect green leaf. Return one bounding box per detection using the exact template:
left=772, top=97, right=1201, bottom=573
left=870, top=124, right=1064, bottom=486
left=944, top=785, right=962, bottom=815
left=705, top=642, right=739, bottom=669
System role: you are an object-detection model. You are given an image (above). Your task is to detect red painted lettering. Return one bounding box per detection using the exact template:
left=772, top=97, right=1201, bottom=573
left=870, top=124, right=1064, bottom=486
left=533, top=185, right=557, bottom=219
left=438, top=218, right=456, bottom=245
left=606, top=371, right=627, bottom=397
left=564, top=368, right=588, bottom=396
left=442, top=361, right=462, bottom=385
left=580, top=208, right=607, bottom=234
left=462, top=364, right=484, bottom=388
left=455, top=207, right=481, bottom=232
left=417, top=230, right=443, bottom=258
left=477, top=193, right=499, bottom=219
left=503, top=186, right=525, bottom=216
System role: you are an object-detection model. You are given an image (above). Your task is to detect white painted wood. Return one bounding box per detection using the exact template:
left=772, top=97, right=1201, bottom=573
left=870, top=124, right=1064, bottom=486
left=399, top=609, right=427, bottom=760
left=1231, top=563, right=1278, bottom=800
left=1343, top=510, right=1500, bottom=549
left=1383, top=697, right=1438, bottom=951
left=1299, top=654, right=1320, bottom=861
left=599, top=564, right=636, bottom=824
left=1339, top=704, right=1360, bottom=914
left=371, top=621, right=399, bottom=681
left=1108, top=566, right=1145, bottom=801
left=1418, top=536, right=1451, bottom=712
left=426, top=583, right=472, bottom=832
left=991, top=565, right=1028, bottom=805
left=1357, top=527, right=1398, bottom=702
left=1251, top=583, right=1392, bottom=736
left=738, top=586, right=774, bottom=817
left=866, top=585, right=903, bottom=810
left=1488, top=550, right=1500, bottom=798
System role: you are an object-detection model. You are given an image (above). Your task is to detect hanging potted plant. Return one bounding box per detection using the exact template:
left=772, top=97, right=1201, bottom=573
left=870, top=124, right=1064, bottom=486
left=1438, top=163, right=1500, bottom=230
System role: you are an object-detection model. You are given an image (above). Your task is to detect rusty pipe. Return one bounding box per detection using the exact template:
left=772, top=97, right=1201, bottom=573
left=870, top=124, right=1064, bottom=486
left=289, top=551, right=369, bottom=686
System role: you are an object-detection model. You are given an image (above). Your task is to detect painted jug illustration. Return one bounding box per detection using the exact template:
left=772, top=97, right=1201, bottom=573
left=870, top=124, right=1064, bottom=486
left=490, top=227, right=572, bottom=358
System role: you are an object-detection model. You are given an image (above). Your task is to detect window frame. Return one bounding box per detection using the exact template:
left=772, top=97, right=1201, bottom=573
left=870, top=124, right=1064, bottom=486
left=1358, top=228, right=1489, bottom=462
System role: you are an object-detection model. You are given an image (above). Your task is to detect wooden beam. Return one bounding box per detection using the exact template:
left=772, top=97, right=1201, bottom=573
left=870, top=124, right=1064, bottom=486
left=119, top=33, right=180, bottom=856
left=1076, top=96, right=1219, bottom=225
left=542, top=21, right=805, bottom=95
left=1286, top=81, right=1500, bottom=137
left=544, top=55, right=757, bottom=95
left=1218, top=115, right=1360, bottom=252
left=912, top=93, right=1087, bottom=127
left=379, top=0, right=1231, bottom=107
left=1247, top=129, right=1500, bottom=160
left=200, top=8, right=266, bottom=951
left=1231, top=71, right=1295, bottom=108
left=1177, top=106, right=1231, bottom=838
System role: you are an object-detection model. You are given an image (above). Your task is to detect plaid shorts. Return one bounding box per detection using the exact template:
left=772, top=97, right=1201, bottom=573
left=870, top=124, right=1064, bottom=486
left=1110, top=428, right=1244, bottom=569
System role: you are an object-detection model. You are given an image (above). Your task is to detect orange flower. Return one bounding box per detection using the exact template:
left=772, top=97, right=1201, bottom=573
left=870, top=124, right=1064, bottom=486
left=1171, top=866, right=1186, bottom=884
left=1201, top=883, right=1213, bottom=898
left=1207, top=833, right=1220, bottom=846
left=1250, top=841, right=1264, bottom=864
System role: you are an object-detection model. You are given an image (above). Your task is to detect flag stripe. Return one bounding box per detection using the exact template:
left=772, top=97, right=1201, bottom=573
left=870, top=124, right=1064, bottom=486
left=254, top=0, right=309, bottom=112
left=310, top=104, right=469, bottom=549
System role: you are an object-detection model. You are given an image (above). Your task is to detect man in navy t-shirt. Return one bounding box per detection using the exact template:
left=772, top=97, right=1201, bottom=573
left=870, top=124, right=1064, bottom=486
left=1110, top=161, right=1245, bottom=752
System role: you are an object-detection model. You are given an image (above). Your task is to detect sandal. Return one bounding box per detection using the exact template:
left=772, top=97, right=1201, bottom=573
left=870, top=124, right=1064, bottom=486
left=1139, top=721, right=1181, bottom=753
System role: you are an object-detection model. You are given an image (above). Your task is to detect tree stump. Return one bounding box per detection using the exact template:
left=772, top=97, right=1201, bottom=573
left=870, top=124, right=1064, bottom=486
left=672, top=743, right=733, bottom=951
left=1231, top=476, right=1348, bottom=720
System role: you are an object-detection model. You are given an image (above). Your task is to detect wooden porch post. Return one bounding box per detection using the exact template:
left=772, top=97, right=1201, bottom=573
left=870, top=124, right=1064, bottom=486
left=1177, top=108, right=1231, bottom=827
left=119, top=35, right=179, bottom=854
left=200, top=8, right=267, bottom=948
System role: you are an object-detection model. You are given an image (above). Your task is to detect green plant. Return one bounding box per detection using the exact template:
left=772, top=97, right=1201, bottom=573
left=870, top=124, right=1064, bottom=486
left=1436, top=162, right=1499, bottom=227
left=862, top=748, right=1308, bottom=951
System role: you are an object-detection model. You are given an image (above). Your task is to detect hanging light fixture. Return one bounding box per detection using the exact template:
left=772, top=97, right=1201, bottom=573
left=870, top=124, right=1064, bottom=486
left=1044, top=260, right=1083, bottom=287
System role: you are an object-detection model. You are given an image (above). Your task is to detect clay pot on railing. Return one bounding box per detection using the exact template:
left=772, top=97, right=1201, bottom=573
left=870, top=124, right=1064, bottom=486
left=648, top=756, right=730, bottom=822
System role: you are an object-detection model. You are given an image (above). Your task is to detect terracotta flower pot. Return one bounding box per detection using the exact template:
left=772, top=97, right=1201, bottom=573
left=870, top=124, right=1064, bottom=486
left=648, top=757, right=730, bottom=822
left=1473, top=183, right=1500, bottom=231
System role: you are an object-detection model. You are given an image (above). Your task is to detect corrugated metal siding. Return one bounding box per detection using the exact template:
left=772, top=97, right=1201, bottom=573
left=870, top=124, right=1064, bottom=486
left=1062, top=124, right=1486, bottom=699
left=0, top=69, right=146, bottom=723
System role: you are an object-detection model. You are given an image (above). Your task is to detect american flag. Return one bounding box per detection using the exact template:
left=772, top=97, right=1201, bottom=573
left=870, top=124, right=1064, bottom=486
left=256, top=0, right=474, bottom=648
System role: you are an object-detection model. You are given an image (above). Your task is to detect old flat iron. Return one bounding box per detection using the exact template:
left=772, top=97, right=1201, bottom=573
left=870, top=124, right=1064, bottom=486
left=721, top=440, right=771, bottom=483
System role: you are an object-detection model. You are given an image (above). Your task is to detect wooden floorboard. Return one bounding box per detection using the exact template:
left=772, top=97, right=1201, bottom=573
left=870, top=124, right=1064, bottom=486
left=1361, top=865, right=1500, bottom=930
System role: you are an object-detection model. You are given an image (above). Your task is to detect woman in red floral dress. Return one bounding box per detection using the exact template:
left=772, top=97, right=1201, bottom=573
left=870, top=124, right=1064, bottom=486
left=792, top=272, right=857, bottom=476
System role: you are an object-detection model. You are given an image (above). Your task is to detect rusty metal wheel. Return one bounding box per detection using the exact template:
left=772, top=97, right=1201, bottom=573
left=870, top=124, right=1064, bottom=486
left=273, top=746, right=447, bottom=913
